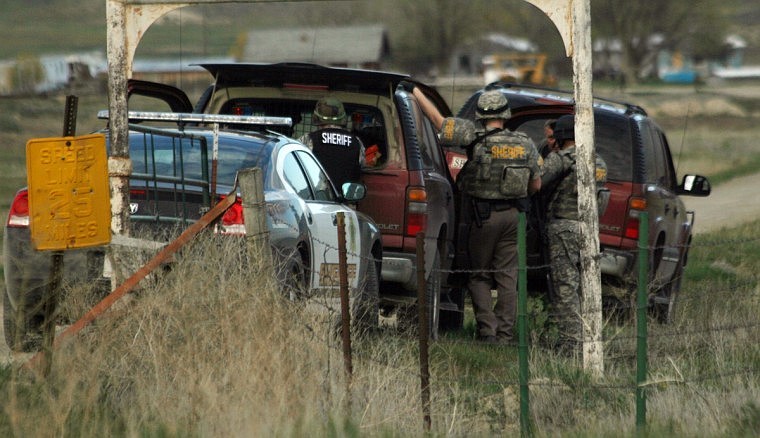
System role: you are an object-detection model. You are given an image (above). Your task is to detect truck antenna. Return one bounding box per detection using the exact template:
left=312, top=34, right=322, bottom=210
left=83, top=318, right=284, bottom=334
left=674, top=103, right=690, bottom=176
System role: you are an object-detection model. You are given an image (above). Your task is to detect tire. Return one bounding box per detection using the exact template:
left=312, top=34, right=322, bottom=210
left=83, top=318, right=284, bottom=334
left=649, top=241, right=686, bottom=325
left=278, top=249, right=308, bottom=301
left=398, top=249, right=441, bottom=340
left=352, top=259, right=380, bottom=335
left=653, top=266, right=682, bottom=325
left=439, top=287, right=465, bottom=332
left=3, top=286, right=40, bottom=352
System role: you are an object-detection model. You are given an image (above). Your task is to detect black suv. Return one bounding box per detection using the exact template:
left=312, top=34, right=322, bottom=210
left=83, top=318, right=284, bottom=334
left=456, top=83, right=711, bottom=322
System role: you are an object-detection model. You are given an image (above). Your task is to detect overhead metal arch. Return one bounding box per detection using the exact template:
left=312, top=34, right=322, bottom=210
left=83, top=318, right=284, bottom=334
left=106, top=0, right=602, bottom=376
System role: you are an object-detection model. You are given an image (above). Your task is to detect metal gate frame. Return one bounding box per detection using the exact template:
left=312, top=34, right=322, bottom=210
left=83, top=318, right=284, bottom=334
left=105, top=0, right=604, bottom=375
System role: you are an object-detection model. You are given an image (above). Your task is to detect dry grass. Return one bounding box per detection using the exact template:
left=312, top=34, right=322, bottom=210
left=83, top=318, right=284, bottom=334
left=0, top=224, right=758, bottom=437
left=1, top=235, right=437, bottom=436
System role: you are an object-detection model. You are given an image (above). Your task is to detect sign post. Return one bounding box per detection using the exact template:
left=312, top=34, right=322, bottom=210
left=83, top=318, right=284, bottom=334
left=25, top=96, right=110, bottom=374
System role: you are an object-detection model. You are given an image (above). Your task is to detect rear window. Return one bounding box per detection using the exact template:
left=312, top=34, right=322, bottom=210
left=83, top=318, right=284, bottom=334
left=594, top=114, right=632, bottom=181
left=128, top=130, right=263, bottom=187
left=219, top=98, right=389, bottom=167
left=512, top=113, right=632, bottom=181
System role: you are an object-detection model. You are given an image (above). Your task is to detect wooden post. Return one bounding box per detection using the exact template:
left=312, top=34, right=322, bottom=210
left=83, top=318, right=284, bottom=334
left=238, top=167, right=273, bottom=272
left=336, top=212, right=353, bottom=412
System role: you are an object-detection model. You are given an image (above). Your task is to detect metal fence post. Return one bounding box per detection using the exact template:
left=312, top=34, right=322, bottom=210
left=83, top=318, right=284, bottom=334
left=416, top=232, right=431, bottom=431
left=517, top=212, right=532, bottom=437
left=636, top=211, right=650, bottom=434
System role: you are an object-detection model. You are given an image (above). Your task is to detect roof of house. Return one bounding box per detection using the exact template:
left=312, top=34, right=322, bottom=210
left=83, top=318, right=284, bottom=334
left=240, top=24, right=389, bottom=65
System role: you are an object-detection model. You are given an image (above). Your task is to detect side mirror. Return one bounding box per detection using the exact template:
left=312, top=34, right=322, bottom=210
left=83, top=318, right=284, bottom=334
left=677, top=174, right=711, bottom=197
left=341, top=182, right=367, bottom=202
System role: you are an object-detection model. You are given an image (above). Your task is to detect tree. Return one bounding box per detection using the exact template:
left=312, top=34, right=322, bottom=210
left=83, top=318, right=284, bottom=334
left=591, top=0, right=730, bottom=84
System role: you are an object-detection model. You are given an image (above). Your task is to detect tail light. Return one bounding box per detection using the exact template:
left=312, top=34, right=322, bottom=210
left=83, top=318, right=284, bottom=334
left=215, top=196, right=246, bottom=235
left=405, top=187, right=427, bottom=237
left=130, top=188, right=146, bottom=198
left=7, top=190, right=30, bottom=228
left=623, top=197, right=647, bottom=239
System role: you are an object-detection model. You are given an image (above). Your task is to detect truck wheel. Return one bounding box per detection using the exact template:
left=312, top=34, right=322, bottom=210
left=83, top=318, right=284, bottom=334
left=3, top=287, right=40, bottom=352
left=352, top=259, right=380, bottom=335
left=280, top=249, right=308, bottom=301
left=439, top=287, right=465, bottom=331
left=397, top=249, right=441, bottom=340
left=650, top=243, right=687, bottom=325
left=653, top=268, right=682, bottom=325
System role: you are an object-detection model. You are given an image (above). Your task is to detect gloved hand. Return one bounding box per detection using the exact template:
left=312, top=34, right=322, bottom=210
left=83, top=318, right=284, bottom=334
left=397, top=80, right=416, bottom=93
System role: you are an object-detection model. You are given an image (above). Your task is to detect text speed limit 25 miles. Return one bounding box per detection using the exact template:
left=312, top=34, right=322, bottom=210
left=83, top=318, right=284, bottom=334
left=26, top=134, right=111, bottom=250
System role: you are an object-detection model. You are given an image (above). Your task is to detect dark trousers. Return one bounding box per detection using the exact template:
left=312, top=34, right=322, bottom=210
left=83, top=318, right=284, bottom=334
left=467, top=208, right=518, bottom=339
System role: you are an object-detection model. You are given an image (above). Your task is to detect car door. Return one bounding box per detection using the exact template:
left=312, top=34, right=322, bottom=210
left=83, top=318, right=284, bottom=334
left=640, top=120, right=682, bottom=284
left=279, top=145, right=362, bottom=291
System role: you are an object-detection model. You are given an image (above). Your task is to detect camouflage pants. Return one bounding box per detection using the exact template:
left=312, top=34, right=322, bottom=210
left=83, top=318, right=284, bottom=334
left=468, top=208, right=519, bottom=339
left=547, top=219, right=582, bottom=345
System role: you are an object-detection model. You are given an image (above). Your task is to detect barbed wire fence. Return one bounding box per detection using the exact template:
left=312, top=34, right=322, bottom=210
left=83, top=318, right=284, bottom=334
left=254, top=201, right=759, bottom=435
left=27, top=173, right=758, bottom=436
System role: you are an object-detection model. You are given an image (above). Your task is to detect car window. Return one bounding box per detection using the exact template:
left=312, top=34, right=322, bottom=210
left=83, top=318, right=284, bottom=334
left=406, top=101, right=436, bottom=170
left=130, top=133, right=206, bottom=181
left=658, top=132, right=677, bottom=189
left=220, top=97, right=388, bottom=168
left=295, top=150, right=337, bottom=202
left=515, top=114, right=632, bottom=182
left=641, top=120, right=677, bottom=189
left=640, top=120, right=662, bottom=185
left=282, top=152, right=314, bottom=200
left=421, top=110, right=447, bottom=172
left=513, top=119, right=547, bottom=145
left=595, top=114, right=632, bottom=182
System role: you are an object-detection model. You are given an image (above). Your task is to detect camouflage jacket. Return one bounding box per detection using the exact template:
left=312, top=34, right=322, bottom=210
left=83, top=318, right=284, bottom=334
left=541, top=146, right=607, bottom=220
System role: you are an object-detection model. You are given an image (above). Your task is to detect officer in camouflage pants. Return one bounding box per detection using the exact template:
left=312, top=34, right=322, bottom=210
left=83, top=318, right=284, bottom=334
left=408, top=82, right=541, bottom=344
left=540, top=115, right=607, bottom=352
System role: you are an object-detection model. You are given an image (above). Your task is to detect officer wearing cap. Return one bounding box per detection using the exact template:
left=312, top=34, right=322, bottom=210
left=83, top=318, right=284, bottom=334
left=300, top=97, right=365, bottom=190
left=406, top=82, right=541, bottom=345
left=540, top=114, right=607, bottom=354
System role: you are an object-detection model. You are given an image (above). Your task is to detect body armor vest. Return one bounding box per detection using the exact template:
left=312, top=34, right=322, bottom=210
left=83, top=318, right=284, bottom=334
left=458, top=130, right=533, bottom=200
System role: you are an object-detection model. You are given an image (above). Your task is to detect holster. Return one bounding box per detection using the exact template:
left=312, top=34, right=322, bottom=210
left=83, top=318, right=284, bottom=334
left=468, top=199, right=484, bottom=228
left=474, top=200, right=491, bottom=223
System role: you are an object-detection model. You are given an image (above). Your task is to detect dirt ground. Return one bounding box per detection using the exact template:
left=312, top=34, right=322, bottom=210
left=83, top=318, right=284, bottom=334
left=684, top=171, right=760, bottom=235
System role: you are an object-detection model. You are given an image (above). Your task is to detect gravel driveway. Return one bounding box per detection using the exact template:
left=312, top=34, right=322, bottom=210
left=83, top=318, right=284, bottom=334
left=684, top=171, right=760, bottom=235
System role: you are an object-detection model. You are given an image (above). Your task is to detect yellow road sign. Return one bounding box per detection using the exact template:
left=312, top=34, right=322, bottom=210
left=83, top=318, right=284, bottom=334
left=26, top=134, right=111, bottom=250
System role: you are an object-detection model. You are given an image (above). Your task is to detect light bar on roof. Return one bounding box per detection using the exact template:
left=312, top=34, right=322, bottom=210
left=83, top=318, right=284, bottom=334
left=97, top=110, right=292, bottom=127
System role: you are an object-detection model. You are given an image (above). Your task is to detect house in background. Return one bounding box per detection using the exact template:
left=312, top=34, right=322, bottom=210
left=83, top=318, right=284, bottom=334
left=448, top=33, right=538, bottom=78
left=711, top=34, right=760, bottom=80
left=237, top=24, right=390, bottom=70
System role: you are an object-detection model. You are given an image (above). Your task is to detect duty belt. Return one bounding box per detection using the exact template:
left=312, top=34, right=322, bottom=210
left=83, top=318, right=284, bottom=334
left=475, top=198, right=514, bottom=212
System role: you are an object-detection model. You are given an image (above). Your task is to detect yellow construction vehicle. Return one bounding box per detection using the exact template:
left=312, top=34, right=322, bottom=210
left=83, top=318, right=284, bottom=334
left=482, top=53, right=557, bottom=87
